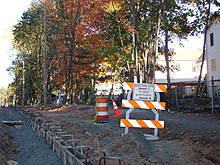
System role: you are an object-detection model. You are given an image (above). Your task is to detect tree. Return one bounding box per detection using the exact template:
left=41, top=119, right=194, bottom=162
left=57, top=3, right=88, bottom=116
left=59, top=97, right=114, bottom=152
left=9, top=0, right=217, bottom=106
left=0, top=87, right=7, bottom=106
left=192, top=0, right=212, bottom=106
left=46, top=0, right=111, bottom=104
left=12, top=3, right=45, bottom=105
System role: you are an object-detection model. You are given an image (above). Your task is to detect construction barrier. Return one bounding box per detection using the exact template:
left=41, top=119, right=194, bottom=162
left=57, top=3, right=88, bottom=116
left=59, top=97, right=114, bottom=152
left=122, top=100, right=166, bottom=110
left=120, top=119, right=164, bottom=128
left=123, top=82, right=167, bottom=93
left=96, top=97, right=109, bottom=123
left=121, top=82, right=167, bottom=140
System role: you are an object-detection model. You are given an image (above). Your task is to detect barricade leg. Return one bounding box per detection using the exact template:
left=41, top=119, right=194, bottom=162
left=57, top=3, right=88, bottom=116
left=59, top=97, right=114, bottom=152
left=122, top=108, right=134, bottom=135
left=144, top=109, right=160, bottom=140
left=153, top=110, right=159, bottom=137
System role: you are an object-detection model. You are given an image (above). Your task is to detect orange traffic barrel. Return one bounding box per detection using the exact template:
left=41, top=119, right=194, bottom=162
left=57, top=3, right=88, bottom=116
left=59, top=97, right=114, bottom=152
left=96, top=97, right=109, bottom=123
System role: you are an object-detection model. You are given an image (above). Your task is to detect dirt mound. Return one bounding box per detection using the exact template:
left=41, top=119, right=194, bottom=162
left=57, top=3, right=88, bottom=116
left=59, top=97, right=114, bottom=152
left=0, top=125, right=17, bottom=165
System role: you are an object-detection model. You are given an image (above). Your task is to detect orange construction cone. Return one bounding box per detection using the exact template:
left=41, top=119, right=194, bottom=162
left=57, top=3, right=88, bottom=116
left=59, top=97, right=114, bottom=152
left=112, top=100, right=121, bottom=117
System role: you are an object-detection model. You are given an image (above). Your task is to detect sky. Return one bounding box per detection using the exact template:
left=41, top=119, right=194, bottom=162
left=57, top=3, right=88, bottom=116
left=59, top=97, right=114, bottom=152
left=0, top=0, right=32, bottom=88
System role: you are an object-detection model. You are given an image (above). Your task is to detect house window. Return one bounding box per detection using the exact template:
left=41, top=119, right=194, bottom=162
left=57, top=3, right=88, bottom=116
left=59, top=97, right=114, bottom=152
left=210, top=33, right=214, bottom=46
left=176, top=63, right=180, bottom=71
left=211, top=59, right=216, bottom=71
left=192, top=64, right=196, bottom=72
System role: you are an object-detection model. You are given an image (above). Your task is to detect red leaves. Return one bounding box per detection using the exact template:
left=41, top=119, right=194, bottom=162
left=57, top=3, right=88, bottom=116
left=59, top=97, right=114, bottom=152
left=47, top=0, right=114, bottom=86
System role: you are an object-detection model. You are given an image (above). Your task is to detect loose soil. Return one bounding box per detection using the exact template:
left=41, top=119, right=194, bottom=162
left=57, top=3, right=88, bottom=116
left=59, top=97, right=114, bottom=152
left=1, top=104, right=220, bottom=165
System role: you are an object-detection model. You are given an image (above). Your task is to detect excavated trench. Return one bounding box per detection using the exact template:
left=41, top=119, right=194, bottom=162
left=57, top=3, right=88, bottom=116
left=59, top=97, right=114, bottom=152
left=1, top=107, right=99, bottom=165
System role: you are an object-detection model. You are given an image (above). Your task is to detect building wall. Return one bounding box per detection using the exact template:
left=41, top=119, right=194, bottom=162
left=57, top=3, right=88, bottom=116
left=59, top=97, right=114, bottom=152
left=156, top=49, right=206, bottom=83
left=206, top=17, right=220, bottom=97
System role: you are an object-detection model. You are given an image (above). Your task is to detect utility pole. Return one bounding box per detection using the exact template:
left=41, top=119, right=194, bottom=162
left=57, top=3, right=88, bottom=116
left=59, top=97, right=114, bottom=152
left=43, top=1, right=47, bottom=105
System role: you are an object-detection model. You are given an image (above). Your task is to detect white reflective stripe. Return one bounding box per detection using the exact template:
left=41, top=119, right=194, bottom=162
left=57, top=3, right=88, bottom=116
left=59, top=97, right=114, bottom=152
left=97, top=112, right=108, bottom=116
left=129, top=120, right=141, bottom=128
left=122, top=100, right=134, bottom=108
left=143, top=120, right=164, bottom=128
left=123, top=82, right=132, bottom=90
left=96, top=103, right=108, bottom=107
left=120, top=120, right=126, bottom=127
left=145, top=121, right=156, bottom=128
left=151, top=102, right=165, bottom=110
left=154, top=84, right=162, bottom=92
left=159, top=121, right=164, bottom=127
left=136, top=101, right=150, bottom=109
left=154, top=84, right=167, bottom=92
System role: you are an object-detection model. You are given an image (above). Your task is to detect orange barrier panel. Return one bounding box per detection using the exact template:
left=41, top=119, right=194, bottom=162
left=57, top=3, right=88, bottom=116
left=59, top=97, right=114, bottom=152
left=120, top=119, right=164, bottom=129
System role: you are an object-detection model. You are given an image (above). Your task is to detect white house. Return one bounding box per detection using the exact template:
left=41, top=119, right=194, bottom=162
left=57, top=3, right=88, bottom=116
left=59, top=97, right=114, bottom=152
left=95, top=49, right=206, bottom=97
left=206, top=16, right=220, bottom=97
left=156, top=49, right=206, bottom=96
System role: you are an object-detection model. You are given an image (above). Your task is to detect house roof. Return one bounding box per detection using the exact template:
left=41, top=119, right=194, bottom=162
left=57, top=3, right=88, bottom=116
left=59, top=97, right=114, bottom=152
left=157, top=49, right=203, bottom=61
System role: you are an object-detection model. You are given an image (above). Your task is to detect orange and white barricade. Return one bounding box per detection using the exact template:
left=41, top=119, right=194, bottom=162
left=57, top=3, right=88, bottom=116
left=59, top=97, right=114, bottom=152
left=96, top=97, right=109, bottom=123
left=121, top=82, right=167, bottom=140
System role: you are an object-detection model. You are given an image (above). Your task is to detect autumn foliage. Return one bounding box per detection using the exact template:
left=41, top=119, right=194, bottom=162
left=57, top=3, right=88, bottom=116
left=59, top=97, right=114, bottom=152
left=47, top=0, right=115, bottom=89
left=11, top=0, right=213, bottom=105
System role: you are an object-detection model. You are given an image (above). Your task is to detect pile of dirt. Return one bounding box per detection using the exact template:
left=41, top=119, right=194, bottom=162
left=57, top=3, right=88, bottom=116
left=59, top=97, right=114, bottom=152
left=158, top=113, right=220, bottom=164
left=0, top=125, right=17, bottom=165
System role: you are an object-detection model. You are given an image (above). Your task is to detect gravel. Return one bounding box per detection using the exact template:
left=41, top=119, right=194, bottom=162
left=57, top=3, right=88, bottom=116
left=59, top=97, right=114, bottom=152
left=0, top=108, right=63, bottom=165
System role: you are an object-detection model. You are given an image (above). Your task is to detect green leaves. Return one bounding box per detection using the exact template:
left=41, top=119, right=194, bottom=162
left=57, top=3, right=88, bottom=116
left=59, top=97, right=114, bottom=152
left=9, top=0, right=217, bottom=105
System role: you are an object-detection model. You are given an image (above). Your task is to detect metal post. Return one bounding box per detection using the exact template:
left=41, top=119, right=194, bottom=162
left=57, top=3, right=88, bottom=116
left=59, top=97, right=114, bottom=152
left=218, top=88, right=220, bottom=113
left=123, top=90, right=133, bottom=135
left=174, top=87, right=179, bottom=111
left=152, top=109, right=159, bottom=137
left=124, top=108, right=134, bottom=135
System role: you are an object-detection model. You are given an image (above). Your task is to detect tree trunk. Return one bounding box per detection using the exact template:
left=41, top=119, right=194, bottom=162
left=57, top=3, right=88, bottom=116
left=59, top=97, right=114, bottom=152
left=152, top=5, right=162, bottom=84
left=125, top=0, right=139, bottom=83
left=162, top=0, right=171, bottom=90
left=22, top=60, right=25, bottom=106
left=68, top=48, right=74, bottom=105
left=43, top=1, right=47, bottom=105
left=192, top=0, right=211, bottom=106
left=146, top=33, right=153, bottom=83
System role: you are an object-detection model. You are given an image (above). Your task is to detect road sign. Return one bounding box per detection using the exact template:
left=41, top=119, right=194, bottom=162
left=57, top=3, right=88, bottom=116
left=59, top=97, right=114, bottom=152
left=133, top=83, right=155, bottom=101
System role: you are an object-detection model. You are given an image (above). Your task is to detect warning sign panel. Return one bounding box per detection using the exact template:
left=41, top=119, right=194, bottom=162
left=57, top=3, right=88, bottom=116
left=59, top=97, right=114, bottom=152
left=133, top=83, right=155, bottom=101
